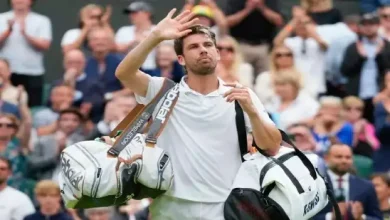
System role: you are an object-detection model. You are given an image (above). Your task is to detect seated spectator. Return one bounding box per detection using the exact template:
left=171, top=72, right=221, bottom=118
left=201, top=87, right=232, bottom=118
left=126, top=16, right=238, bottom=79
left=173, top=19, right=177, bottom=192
left=61, top=4, right=114, bottom=55
left=0, top=76, right=20, bottom=119
left=183, top=0, right=228, bottom=39
left=274, top=10, right=328, bottom=98
left=0, top=157, right=35, bottom=220
left=341, top=12, right=390, bottom=123
left=0, top=58, right=28, bottom=106
left=33, top=84, right=74, bottom=135
left=311, top=96, right=354, bottom=156
left=24, top=180, right=72, bottom=220
left=88, top=95, right=137, bottom=140
left=115, top=1, right=156, bottom=70
left=265, top=70, right=319, bottom=130
left=52, top=49, right=104, bottom=109
left=28, top=108, right=85, bottom=182
left=142, top=43, right=184, bottom=83
left=313, top=144, right=382, bottom=220
left=371, top=173, right=390, bottom=219
left=286, top=123, right=326, bottom=175
left=215, top=35, right=253, bottom=88
left=254, top=45, right=314, bottom=105
left=85, top=207, right=113, bottom=220
left=373, top=96, right=390, bottom=172
left=300, top=0, right=342, bottom=25
left=343, top=96, right=379, bottom=158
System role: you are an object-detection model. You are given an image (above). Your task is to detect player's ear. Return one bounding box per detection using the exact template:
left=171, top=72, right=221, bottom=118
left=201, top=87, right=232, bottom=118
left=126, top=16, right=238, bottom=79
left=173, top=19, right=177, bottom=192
left=177, top=55, right=186, bottom=66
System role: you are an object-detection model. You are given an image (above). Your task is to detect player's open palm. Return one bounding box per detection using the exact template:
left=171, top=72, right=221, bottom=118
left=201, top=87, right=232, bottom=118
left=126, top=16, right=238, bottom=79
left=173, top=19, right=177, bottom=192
left=153, top=8, right=198, bottom=40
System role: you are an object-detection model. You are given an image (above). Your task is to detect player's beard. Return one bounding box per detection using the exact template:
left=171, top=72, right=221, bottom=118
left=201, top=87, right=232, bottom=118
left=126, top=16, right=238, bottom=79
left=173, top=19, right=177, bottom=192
left=187, top=57, right=217, bottom=76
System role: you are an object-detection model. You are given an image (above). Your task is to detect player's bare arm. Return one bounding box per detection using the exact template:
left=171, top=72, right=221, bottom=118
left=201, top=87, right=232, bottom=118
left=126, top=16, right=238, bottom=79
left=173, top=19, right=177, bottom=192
left=115, top=9, right=198, bottom=97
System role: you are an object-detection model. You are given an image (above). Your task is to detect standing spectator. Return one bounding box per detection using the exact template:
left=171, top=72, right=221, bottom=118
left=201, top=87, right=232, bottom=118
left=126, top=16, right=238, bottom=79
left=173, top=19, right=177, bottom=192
left=0, top=58, right=28, bottom=106
left=315, top=15, right=359, bottom=98
left=254, top=45, right=314, bottom=106
left=0, top=0, right=52, bottom=107
left=142, top=43, right=185, bottom=83
left=341, top=12, right=390, bottom=123
left=311, top=96, right=354, bottom=156
left=343, top=96, right=379, bottom=158
left=313, top=144, right=382, bottom=220
left=215, top=35, right=253, bottom=88
left=225, top=0, right=284, bottom=76
left=378, top=5, right=390, bottom=41
left=265, top=70, right=319, bottom=131
left=371, top=173, right=390, bottom=219
left=183, top=0, right=228, bottom=39
left=115, top=1, right=156, bottom=70
left=274, top=9, right=328, bottom=98
left=300, top=0, right=342, bottom=25
left=0, top=157, right=35, bottom=220
left=61, top=4, right=114, bottom=55
left=24, top=180, right=73, bottom=220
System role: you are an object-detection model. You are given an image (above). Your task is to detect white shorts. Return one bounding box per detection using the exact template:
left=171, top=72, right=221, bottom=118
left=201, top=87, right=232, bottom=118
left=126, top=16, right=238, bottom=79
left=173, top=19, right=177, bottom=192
left=149, top=195, right=225, bottom=220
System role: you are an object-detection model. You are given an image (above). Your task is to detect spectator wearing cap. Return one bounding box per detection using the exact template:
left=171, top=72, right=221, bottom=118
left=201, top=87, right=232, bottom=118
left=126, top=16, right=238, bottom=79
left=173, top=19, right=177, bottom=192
left=341, top=12, right=390, bottom=123
left=115, top=1, right=156, bottom=70
left=28, top=108, right=85, bottom=182
left=0, top=0, right=52, bottom=107
left=61, top=4, right=114, bottom=55
left=225, top=0, right=284, bottom=76
left=182, top=0, right=228, bottom=39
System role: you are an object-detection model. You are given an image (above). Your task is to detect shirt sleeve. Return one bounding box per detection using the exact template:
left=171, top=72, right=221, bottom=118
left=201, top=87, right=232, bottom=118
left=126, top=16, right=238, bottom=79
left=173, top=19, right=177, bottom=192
left=115, top=26, right=134, bottom=44
left=134, top=75, right=165, bottom=105
left=37, top=16, right=52, bottom=40
left=244, top=88, right=275, bottom=133
left=61, top=29, right=80, bottom=46
left=14, top=193, right=35, bottom=220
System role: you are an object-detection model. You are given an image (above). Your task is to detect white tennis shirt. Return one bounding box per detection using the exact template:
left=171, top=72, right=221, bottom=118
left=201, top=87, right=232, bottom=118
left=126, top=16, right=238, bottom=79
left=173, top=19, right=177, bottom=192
left=135, top=75, right=274, bottom=202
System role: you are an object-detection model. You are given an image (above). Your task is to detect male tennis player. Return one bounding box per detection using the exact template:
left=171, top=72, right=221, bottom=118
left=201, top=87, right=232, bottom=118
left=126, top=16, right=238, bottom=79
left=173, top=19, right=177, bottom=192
left=112, top=8, right=282, bottom=219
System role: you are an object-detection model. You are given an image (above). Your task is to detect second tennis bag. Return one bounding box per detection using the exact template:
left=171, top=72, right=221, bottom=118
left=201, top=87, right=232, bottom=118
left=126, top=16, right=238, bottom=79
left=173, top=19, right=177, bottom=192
left=223, top=102, right=341, bottom=220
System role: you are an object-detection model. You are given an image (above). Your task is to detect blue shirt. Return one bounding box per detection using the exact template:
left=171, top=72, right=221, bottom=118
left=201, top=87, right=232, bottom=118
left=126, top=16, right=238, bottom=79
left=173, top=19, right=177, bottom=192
left=312, top=122, right=354, bottom=155
left=0, top=100, right=20, bottom=119
left=142, top=61, right=185, bottom=83
left=359, top=37, right=379, bottom=99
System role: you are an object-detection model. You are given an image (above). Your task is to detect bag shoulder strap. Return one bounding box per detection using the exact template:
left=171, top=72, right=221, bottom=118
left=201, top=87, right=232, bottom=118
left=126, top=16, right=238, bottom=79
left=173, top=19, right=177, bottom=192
left=234, top=102, right=342, bottom=220
left=107, top=79, right=176, bottom=157
left=235, top=101, right=249, bottom=162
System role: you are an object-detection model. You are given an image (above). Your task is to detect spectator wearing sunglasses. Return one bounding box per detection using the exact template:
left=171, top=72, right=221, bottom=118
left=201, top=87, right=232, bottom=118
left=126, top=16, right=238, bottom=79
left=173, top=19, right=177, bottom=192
left=274, top=8, right=328, bottom=98
left=343, top=96, right=379, bottom=158
left=61, top=4, right=114, bottom=55
left=215, top=35, right=253, bottom=89
left=254, top=45, right=315, bottom=107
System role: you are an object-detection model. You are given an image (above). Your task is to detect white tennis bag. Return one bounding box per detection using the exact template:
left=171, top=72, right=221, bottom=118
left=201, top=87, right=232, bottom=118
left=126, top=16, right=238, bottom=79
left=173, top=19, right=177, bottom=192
left=59, top=80, right=179, bottom=208
left=58, top=133, right=173, bottom=208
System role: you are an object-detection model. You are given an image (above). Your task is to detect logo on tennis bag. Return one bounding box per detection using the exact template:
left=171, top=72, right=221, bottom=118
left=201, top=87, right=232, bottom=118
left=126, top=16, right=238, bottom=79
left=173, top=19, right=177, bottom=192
left=58, top=134, right=174, bottom=208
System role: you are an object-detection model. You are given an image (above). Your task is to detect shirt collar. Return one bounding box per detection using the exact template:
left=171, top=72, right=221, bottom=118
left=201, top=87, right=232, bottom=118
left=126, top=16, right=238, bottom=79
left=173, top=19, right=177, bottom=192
left=76, top=73, right=87, bottom=82
left=327, top=169, right=350, bottom=182
left=179, top=75, right=230, bottom=97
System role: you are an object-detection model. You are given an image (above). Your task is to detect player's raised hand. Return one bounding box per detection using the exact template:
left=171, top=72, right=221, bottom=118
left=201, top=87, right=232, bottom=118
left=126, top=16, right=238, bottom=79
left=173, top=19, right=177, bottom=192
left=152, top=8, right=198, bottom=41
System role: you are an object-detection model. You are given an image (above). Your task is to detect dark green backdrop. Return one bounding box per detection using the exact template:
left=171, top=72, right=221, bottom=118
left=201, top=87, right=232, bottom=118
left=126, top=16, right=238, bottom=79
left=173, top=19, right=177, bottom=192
left=0, top=0, right=358, bottom=83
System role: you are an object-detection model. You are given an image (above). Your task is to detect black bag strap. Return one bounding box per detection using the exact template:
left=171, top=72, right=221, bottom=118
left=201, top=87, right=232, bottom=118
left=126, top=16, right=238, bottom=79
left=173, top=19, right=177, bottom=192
left=234, top=103, right=342, bottom=220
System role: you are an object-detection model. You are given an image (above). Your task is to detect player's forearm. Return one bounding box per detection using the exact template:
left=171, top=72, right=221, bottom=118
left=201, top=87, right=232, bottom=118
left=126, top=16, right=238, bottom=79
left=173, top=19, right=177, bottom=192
left=115, top=32, right=161, bottom=80
left=248, top=112, right=281, bottom=155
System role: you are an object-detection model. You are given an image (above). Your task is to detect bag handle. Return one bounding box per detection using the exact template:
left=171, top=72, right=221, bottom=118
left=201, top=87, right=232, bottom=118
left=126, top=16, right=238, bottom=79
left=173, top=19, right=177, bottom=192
left=234, top=102, right=342, bottom=220
left=107, top=79, right=176, bottom=158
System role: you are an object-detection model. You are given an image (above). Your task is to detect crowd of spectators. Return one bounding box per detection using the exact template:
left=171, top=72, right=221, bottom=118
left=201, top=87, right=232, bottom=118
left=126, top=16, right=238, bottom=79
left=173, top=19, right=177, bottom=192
left=0, top=0, right=390, bottom=219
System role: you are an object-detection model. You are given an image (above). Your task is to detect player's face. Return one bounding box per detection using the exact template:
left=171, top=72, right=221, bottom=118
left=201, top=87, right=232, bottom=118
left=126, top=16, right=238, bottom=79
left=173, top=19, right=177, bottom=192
left=178, top=34, right=220, bottom=76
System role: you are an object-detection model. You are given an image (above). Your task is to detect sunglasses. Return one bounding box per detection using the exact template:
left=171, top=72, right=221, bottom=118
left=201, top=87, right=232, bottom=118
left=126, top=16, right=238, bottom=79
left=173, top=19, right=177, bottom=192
left=0, top=123, right=15, bottom=128
left=275, top=52, right=293, bottom=58
left=217, top=46, right=234, bottom=53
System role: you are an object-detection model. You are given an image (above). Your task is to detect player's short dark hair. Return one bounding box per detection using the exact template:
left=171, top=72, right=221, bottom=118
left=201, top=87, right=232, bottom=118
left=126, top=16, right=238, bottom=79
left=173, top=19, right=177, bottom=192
left=173, top=25, right=216, bottom=56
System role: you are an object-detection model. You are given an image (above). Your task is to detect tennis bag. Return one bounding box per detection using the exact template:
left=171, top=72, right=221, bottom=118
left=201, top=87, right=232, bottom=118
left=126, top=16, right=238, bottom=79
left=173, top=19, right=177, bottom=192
left=59, top=79, right=179, bottom=208
left=224, top=102, right=341, bottom=220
